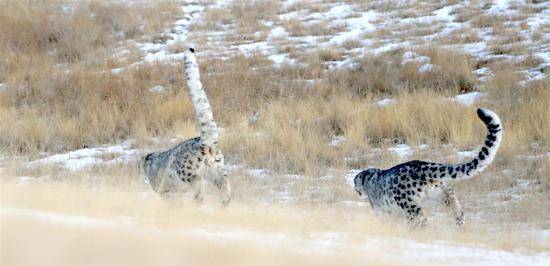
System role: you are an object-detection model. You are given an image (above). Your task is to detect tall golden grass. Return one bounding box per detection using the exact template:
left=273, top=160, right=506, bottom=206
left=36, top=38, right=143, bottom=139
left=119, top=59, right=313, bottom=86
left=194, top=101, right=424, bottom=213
left=1, top=0, right=547, bottom=164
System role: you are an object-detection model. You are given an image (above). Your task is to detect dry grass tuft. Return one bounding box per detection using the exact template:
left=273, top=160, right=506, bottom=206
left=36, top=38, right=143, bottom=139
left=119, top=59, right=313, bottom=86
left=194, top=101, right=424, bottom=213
left=230, top=1, right=279, bottom=33
left=327, top=48, right=477, bottom=97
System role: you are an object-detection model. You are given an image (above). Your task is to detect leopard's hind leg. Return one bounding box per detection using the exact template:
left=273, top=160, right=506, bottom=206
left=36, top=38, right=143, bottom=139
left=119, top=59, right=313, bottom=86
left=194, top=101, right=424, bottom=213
left=441, top=185, right=464, bottom=226
left=192, top=177, right=205, bottom=204
left=214, top=170, right=231, bottom=207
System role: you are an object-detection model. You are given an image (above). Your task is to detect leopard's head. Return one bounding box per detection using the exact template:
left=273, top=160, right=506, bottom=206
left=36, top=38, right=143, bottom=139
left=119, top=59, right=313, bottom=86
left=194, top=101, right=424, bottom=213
left=140, top=153, right=155, bottom=177
left=354, top=168, right=380, bottom=197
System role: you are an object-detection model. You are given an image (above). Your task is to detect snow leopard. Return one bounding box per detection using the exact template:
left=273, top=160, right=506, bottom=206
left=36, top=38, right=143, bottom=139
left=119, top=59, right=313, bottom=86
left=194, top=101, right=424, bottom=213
left=354, top=108, right=502, bottom=227
left=142, top=48, right=231, bottom=206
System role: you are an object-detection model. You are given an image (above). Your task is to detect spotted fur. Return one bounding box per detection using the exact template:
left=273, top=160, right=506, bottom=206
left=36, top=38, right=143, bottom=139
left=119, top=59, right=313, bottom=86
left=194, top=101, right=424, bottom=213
left=354, top=108, right=502, bottom=226
left=142, top=48, right=230, bottom=206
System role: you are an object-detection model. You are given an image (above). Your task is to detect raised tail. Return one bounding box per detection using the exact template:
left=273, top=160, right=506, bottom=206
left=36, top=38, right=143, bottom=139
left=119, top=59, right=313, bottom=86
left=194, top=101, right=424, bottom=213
left=448, top=108, right=503, bottom=180
left=183, top=48, right=219, bottom=146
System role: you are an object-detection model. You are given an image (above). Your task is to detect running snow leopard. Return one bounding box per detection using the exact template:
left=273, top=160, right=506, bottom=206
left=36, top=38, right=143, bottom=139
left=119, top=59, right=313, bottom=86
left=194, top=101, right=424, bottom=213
left=354, top=108, right=502, bottom=227
left=142, top=48, right=231, bottom=206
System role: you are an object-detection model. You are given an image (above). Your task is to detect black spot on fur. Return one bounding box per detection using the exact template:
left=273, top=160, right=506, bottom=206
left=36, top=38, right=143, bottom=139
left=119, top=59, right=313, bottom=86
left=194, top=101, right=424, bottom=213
left=487, top=123, right=500, bottom=130
left=485, top=140, right=493, bottom=147
left=477, top=109, right=493, bottom=124
left=487, top=134, right=497, bottom=142
left=481, top=147, right=489, bottom=156
left=479, top=153, right=486, bottom=160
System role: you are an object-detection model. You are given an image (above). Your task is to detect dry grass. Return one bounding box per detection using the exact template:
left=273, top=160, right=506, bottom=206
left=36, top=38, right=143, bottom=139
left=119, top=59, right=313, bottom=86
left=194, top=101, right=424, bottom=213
left=1, top=33, right=548, bottom=177
left=230, top=1, right=279, bottom=33
left=0, top=1, right=178, bottom=62
left=435, top=27, right=482, bottom=44
left=327, top=48, right=477, bottom=96
left=341, top=39, right=363, bottom=49
left=193, top=7, right=233, bottom=31
left=316, top=48, right=345, bottom=62
left=282, top=18, right=346, bottom=37
left=0, top=1, right=182, bottom=154
left=471, top=13, right=507, bottom=28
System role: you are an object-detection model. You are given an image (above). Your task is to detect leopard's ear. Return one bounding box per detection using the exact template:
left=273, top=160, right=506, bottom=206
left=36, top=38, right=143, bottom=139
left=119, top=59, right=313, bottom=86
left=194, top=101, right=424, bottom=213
left=140, top=153, right=153, bottom=172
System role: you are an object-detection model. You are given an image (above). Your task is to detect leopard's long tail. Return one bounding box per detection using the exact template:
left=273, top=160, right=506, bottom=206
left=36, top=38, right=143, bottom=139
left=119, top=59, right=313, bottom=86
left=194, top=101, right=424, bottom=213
left=183, top=48, right=219, bottom=146
left=428, top=108, right=502, bottom=180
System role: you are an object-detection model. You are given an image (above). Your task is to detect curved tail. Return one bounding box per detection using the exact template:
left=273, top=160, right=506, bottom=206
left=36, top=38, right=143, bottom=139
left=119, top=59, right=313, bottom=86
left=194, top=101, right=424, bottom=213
left=183, top=48, right=219, bottom=146
left=448, top=108, right=503, bottom=180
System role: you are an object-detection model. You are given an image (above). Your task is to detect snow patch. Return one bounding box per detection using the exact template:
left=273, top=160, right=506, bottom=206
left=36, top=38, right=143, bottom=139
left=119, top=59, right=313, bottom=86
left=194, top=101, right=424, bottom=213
left=329, top=10, right=377, bottom=45
left=329, top=136, right=346, bottom=147
left=247, top=168, right=270, bottom=178
left=268, top=26, right=289, bottom=40
left=452, top=92, right=485, bottom=106
left=434, top=5, right=456, bottom=22
left=268, top=53, right=295, bottom=66
left=148, top=85, right=166, bottom=93
left=388, top=144, right=412, bottom=159
left=26, top=141, right=141, bottom=171
left=375, top=98, right=395, bottom=107
left=418, top=63, right=436, bottom=73
left=401, top=52, right=431, bottom=66
left=345, top=169, right=362, bottom=188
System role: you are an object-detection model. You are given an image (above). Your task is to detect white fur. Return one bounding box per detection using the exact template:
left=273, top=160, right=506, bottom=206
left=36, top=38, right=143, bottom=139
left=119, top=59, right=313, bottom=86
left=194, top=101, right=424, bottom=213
left=183, top=49, right=219, bottom=146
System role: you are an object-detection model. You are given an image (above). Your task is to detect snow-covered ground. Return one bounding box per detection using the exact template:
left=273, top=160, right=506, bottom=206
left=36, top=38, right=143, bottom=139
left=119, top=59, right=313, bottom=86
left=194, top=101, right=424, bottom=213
left=24, top=140, right=140, bottom=171
left=102, top=0, right=549, bottom=88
